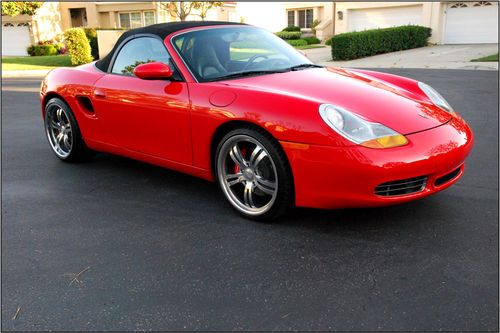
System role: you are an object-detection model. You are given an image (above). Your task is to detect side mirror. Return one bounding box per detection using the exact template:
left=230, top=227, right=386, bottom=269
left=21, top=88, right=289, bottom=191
left=134, top=62, right=173, bottom=80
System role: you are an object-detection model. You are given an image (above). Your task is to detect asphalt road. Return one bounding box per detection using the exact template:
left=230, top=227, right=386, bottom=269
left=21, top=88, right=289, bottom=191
left=1, top=69, right=498, bottom=331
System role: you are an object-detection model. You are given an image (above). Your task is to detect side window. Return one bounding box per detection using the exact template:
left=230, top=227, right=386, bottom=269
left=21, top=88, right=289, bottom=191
left=111, top=37, right=180, bottom=80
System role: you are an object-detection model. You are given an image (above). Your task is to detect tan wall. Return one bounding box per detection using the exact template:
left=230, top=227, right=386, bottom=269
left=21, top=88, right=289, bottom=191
left=284, top=2, right=335, bottom=39
left=32, top=2, right=64, bottom=42
left=96, top=30, right=125, bottom=59
left=59, top=2, right=99, bottom=29
left=97, top=2, right=156, bottom=13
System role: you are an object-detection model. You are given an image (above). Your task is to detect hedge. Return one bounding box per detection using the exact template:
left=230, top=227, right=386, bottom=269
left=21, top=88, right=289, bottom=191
left=303, top=36, right=321, bottom=45
left=83, top=28, right=99, bottom=60
left=282, top=26, right=301, bottom=32
left=275, top=31, right=301, bottom=40
left=331, top=25, right=431, bottom=60
left=27, top=42, right=64, bottom=56
left=286, top=39, right=308, bottom=47
left=63, top=28, right=93, bottom=65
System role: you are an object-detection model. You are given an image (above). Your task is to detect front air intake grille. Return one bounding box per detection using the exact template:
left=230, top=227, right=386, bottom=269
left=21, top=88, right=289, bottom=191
left=434, top=167, right=461, bottom=187
left=375, top=176, right=427, bottom=197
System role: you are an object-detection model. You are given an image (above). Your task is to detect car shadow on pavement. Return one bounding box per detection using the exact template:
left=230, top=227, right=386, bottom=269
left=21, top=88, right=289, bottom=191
left=84, top=152, right=438, bottom=236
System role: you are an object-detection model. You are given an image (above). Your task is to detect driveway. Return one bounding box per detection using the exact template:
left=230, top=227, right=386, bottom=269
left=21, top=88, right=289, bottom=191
left=1, top=70, right=498, bottom=331
left=305, top=44, right=499, bottom=70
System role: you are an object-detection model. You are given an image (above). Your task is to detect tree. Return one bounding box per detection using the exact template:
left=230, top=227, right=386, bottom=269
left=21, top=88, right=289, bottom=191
left=1, top=1, right=42, bottom=17
left=159, top=1, right=197, bottom=21
left=194, top=2, right=224, bottom=21
left=159, top=2, right=224, bottom=21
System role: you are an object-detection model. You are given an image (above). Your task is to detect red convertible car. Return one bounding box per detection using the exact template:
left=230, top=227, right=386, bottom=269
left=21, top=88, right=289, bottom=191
left=40, top=21, right=473, bottom=220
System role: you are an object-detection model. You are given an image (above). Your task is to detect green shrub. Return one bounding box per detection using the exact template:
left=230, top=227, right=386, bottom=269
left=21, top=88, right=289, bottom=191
left=303, top=37, right=321, bottom=45
left=43, top=44, right=58, bottom=56
left=325, top=37, right=332, bottom=46
left=27, top=45, right=35, bottom=56
left=275, top=31, right=301, bottom=40
left=63, top=28, right=93, bottom=65
left=83, top=27, right=99, bottom=60
left=286, top=39, right=308, bottom=47
left=34, top=45, right=44, bottom=56
left=27, top=41, right=64, bottom=56
left=331, top=25, right=431, bottom=60
left=282, top=26, right=301, bottom=32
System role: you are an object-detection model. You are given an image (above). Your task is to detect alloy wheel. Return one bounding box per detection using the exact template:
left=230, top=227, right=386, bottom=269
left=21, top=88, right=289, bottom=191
left=45, top=106, right=73, bottom=158
left=217, top=134, right=279, bottom=216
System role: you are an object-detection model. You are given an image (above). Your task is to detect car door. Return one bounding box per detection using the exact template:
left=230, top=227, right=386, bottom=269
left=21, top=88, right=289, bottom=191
left=92, top=36, right=192, bottom=165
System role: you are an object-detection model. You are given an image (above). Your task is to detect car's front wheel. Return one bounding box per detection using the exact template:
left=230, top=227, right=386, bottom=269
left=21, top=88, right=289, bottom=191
left=44, top=98, right=91, bottom=162
left=215, top=127, right=293, bottom=221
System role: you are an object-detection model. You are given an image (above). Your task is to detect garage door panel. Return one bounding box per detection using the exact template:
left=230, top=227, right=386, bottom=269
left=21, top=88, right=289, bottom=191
left=2, top=25, right=32, bottom=56
left=444, top=3, right=498, bottom=44
left=348, top=6, right=423, bottom=32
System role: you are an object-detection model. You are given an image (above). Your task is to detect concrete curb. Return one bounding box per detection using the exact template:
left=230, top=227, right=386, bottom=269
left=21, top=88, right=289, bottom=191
left=317, top=62, right=499, bottom=71
left=2, top=69, right=50, bottom=78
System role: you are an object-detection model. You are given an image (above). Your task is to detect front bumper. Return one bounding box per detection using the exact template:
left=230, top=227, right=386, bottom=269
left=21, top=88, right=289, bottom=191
left=281, top=116, right=474, bottom=209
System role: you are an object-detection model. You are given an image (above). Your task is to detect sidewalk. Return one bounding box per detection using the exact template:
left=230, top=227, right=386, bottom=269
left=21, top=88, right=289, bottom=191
left=304, top=44, right=498, bottom=70
left=2, top=69, right=51, bottom=78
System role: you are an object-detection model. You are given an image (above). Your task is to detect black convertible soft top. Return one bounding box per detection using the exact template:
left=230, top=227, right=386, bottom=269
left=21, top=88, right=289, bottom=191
left=95, top=21, right=245, bottom=72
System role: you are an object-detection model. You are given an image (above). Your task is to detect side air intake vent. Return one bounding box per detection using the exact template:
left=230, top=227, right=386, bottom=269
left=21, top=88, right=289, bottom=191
left=77, top=96, right=94, bottom=113
left=435, top=167, right=461, bottom=187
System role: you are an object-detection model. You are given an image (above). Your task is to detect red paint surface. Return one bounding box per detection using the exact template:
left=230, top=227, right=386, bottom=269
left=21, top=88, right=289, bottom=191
left=40, top=26, right=474, bottom=209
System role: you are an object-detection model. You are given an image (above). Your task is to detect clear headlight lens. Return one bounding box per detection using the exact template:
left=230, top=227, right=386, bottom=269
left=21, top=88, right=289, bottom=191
left=319, top=104, right=408, bottom=149
left=418, top=82, right=454, bottom=113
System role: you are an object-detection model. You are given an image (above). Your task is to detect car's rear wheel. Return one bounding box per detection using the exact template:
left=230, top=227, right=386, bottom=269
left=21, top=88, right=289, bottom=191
left=44, top=98, right=91, bottom=162
left=215, top=127, right=293, bottom=221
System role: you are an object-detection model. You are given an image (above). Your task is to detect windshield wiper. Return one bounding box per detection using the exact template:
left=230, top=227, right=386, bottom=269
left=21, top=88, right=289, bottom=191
left=205, top=69, right=289, bottom=82
left=288, top=64, right=323, bottom=71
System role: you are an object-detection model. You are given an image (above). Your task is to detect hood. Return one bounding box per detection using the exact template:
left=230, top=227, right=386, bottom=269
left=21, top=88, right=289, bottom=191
left=224, top=67, right=452, bottom=135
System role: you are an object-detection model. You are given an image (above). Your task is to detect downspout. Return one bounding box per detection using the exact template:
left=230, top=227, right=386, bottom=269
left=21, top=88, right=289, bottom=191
left=332, top=2, right=336, bottom=36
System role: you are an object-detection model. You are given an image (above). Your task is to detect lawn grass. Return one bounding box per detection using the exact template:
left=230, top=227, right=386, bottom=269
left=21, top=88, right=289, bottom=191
left=471, top=53, right=498, bottom=62
left=294, top=44, right=326, bottom=50
left=2, top=55, right=73, bottom=71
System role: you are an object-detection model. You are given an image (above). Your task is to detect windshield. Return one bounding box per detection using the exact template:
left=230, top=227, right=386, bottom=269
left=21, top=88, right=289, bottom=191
left=171, top=26, right=314, bottom=82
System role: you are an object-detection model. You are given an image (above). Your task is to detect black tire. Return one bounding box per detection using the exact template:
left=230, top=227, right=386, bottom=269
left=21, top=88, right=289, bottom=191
left=44, top=98, right=92, bottom=162
left=215, top=126, right=294, bottom=221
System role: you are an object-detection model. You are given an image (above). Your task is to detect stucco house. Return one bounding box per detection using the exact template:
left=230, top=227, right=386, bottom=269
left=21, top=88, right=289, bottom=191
left=238, top=1, right=498, bottom=43
left=2, top=1, right=498, bottom=57
left=2, top=1, right=237, bottom=56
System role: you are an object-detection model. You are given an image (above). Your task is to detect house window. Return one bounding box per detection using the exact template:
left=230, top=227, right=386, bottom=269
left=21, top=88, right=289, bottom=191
left=297, top=9, right=313, bottom=29
left=119, top=12, right=143, bottom=28
left=287, top=11, right=294, bottom=27
left=144, top=11, right=156, bottom=26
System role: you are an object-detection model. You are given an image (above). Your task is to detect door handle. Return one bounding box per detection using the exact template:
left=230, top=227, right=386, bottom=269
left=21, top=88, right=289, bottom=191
left=94, top=89, right=106, bottom=98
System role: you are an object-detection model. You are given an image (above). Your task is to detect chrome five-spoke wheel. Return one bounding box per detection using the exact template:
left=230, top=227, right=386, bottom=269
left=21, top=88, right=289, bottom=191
left=44, top=98, right=90, bottom=162
left=46, top=105, right=73, bottom=158
left=216, top=128, right=293, bottom=220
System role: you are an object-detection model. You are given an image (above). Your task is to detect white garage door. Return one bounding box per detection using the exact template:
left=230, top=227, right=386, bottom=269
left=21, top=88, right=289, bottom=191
left=444, top=2, right=498, bottom=44
left=2, top=24, right=32, bottom=56
left=348, top=5, right=423, bottom=32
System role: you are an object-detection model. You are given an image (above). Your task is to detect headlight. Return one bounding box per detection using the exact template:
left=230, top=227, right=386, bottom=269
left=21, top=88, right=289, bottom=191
left=319, top=104, right=408, bottom=149
left=418, top=82, right=454, bottom=113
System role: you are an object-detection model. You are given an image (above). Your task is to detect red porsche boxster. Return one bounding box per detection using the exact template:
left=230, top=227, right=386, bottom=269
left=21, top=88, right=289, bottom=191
left=40, top=21, right=473, bottom=220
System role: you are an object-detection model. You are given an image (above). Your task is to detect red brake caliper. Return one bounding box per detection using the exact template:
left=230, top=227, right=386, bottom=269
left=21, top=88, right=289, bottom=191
left=233, top=147, right=247, bottom=174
